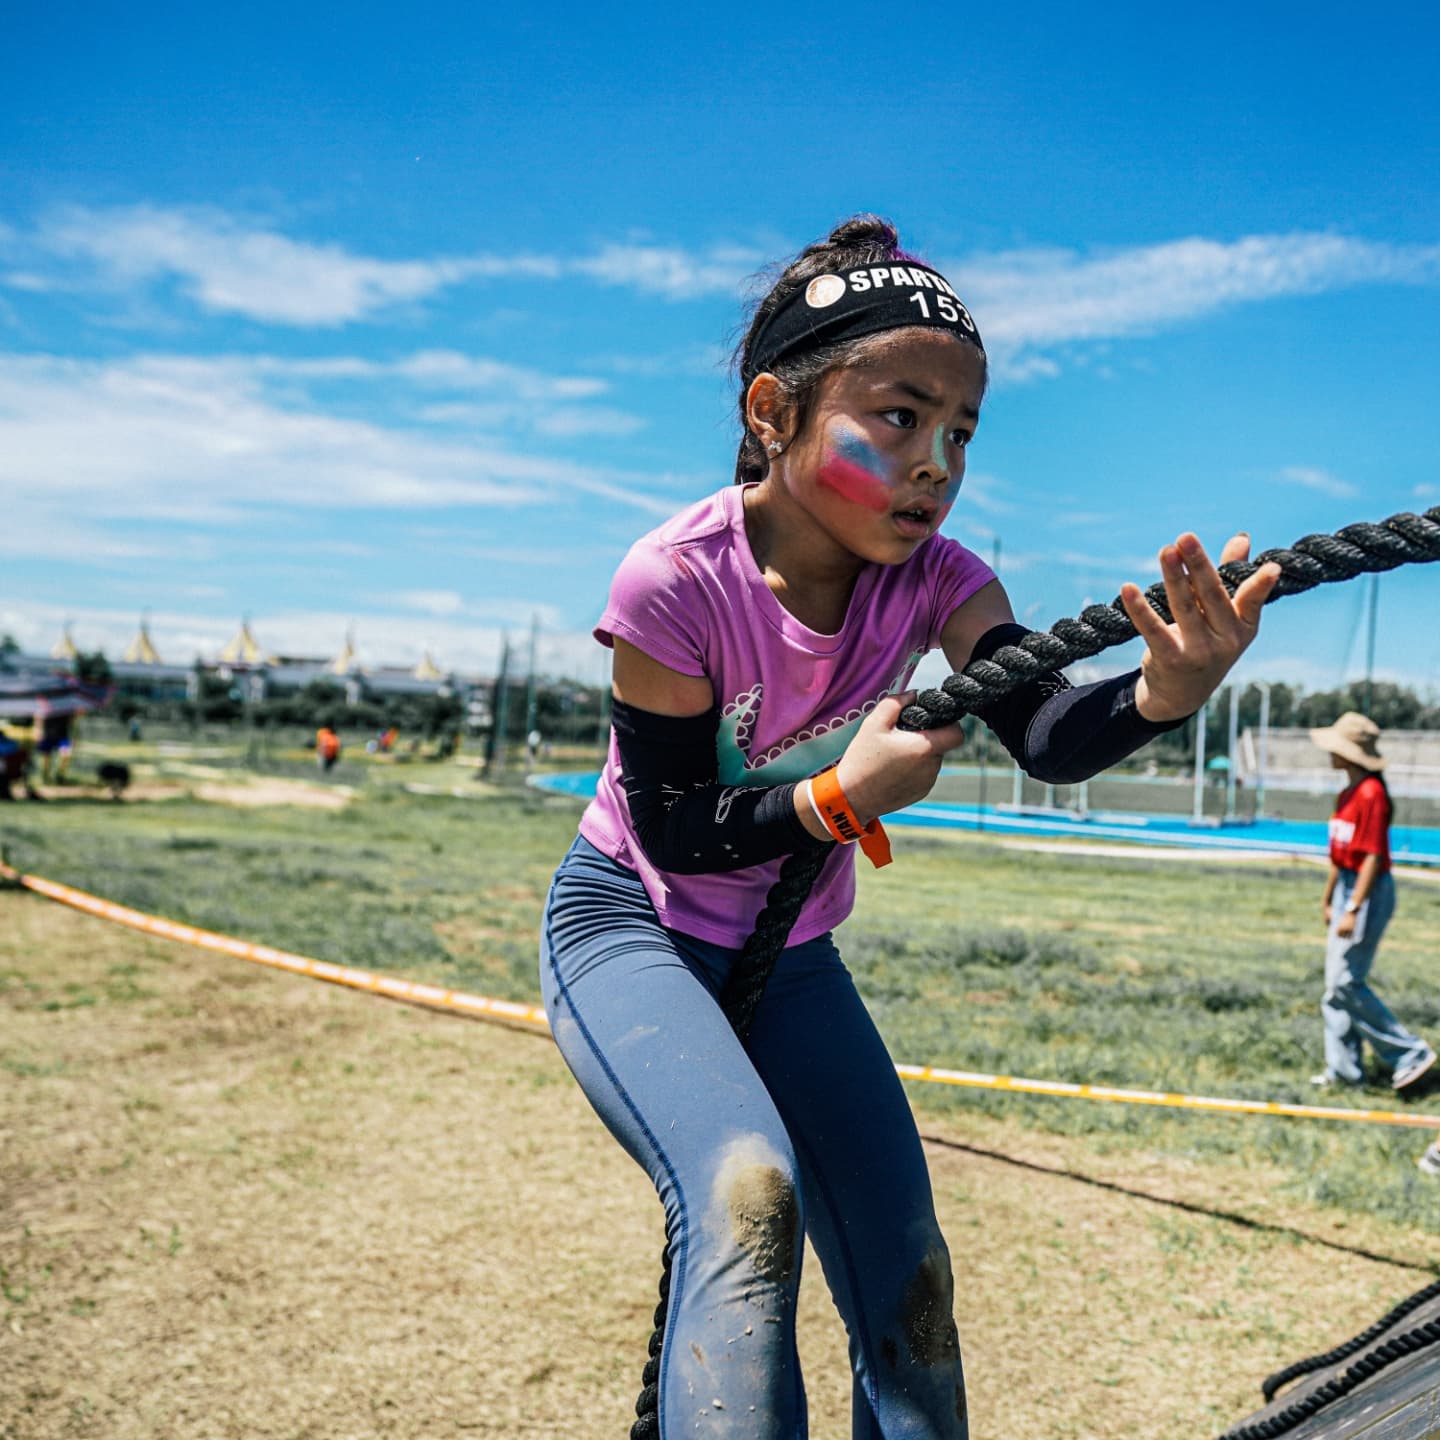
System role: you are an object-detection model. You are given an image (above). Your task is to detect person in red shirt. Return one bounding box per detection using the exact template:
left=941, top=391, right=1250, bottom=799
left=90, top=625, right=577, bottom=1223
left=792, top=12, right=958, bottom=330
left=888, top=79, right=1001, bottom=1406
left=1309, top=712, right=1434, bottom=1095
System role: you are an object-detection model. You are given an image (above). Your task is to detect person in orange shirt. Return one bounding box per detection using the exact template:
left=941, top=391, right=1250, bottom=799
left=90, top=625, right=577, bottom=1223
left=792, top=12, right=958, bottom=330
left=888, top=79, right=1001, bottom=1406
left=315, top=724, right=342, bottom=773
left=1309, top=713, right=1434, bottom=1097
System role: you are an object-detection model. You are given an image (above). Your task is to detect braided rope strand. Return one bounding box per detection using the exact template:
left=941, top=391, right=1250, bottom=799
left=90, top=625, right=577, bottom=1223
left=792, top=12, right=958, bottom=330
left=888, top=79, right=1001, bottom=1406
left=1259, top=1274, right=1440, bottom=1404
left=900, top=507, right=1440, bottom=728
left=626, top=504, right=1440, bottom=1436
left=1218, top=1317, right=1440, bottom=1440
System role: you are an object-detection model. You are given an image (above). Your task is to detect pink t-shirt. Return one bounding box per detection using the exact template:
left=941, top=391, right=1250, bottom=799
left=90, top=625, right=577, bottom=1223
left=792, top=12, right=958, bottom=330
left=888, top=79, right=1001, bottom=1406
left=580, top=483, right=995, bottom=947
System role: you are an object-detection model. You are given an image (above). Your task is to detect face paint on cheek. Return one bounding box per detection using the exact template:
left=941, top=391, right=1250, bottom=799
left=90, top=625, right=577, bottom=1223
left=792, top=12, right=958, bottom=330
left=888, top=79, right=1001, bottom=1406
left=816, top=426, right=895, bottom=513
left=931, top=425, right=963, bottom=520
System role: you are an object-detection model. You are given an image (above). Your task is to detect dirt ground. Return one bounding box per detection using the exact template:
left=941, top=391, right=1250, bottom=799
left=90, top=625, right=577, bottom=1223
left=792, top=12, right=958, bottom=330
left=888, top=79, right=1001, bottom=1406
left=25, top=777, right=354, bottom=809
left=3, top=888, right=1436, bottom=1440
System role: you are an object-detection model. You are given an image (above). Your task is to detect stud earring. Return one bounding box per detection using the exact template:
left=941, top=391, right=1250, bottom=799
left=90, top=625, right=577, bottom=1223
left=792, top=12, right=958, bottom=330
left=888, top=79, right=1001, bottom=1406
left=766, top=440, right=783, bottom=456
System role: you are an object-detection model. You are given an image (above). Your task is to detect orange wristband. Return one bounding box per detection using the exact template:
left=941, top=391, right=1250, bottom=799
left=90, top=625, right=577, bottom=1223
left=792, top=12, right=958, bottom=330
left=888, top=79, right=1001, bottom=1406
left=808, top=768, right=893, bottom=869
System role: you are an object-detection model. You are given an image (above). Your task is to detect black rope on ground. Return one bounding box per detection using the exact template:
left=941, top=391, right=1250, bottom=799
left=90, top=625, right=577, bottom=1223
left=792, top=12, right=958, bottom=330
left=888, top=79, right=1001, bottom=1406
left=1258, top=1274, right=1440, bottom=1404
left=627, top=505, right=1440, bottom=1437
left=1217, top=1270, right=1440, bottom=1440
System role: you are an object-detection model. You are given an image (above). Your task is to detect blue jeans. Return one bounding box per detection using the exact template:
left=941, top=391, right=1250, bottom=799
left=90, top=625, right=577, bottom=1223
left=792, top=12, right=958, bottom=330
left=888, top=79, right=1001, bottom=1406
left=540, top=836, right=968, bottom=1440
left=1322, top=870, right=1427, bottom=1083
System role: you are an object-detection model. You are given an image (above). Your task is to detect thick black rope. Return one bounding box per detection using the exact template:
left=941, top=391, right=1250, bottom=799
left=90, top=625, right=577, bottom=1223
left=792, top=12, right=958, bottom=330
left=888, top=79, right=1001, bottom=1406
left=628, top=505, right=1440, bottom=1438
left=1217, top=1274, right=1440, bottom=1440
left=1258, top=1274, right=1440, bottom=1404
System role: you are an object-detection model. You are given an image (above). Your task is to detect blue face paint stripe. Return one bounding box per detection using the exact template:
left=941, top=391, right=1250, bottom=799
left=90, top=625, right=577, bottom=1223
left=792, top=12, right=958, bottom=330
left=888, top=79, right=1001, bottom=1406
left=834, top=427, right=887, bottom=475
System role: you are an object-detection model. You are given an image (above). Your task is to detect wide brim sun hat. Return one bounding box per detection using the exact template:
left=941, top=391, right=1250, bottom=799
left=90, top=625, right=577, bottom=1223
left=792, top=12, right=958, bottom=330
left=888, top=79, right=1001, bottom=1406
left=1309, top=711, right=1387, bottom=772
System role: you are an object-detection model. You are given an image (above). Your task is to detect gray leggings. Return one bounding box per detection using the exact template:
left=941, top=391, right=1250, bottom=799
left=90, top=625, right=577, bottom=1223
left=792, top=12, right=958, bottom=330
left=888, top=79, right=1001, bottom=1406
left=540, top=835, right=968, bottom=1439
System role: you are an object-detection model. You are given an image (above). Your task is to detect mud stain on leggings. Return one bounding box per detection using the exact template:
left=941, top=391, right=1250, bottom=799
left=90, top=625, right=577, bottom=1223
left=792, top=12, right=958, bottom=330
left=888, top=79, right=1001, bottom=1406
left=901, top=1245, right=960, bottom=1367
left=709, top=1137, right=800, bottom=1287
left=729, top=1164, right=798, bottom=1285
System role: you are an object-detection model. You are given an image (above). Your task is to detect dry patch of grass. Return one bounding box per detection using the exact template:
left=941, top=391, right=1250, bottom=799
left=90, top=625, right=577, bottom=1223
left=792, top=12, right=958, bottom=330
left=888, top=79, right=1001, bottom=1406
left=2, top=890, right=1434, bottom=1439
left=192, top=779, right=353, bottom=810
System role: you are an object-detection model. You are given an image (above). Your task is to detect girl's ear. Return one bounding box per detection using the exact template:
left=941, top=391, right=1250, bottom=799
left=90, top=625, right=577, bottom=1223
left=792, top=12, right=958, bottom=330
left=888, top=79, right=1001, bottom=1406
left=745, top=373, right=792, bottom=455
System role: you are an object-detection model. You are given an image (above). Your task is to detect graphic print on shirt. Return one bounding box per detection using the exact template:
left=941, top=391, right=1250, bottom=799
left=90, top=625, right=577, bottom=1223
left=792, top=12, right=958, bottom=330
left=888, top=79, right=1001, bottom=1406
left=715, top=651, right=926, bottom=786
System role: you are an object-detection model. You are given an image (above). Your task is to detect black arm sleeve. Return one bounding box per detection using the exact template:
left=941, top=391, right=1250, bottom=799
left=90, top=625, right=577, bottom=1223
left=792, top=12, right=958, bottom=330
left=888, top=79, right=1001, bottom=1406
left=966, top=622, right=1188, bottom=785
left=610, top=698, right=827, bottom=874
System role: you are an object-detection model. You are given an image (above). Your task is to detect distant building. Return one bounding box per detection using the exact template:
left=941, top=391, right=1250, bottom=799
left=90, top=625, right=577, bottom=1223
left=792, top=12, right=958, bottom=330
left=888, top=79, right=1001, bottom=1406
left=237, top=627, right=469, bottom=709
left=123, top=619, right=162, bottom=665
left=1238, top=726, right=1440, bottom=800
left=8, top=618, right=487, bottom=718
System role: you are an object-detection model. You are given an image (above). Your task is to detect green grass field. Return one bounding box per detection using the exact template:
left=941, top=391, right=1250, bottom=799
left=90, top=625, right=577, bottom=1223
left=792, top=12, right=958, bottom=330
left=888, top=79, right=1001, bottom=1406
left=5, top=738, right=1440, bottom=1237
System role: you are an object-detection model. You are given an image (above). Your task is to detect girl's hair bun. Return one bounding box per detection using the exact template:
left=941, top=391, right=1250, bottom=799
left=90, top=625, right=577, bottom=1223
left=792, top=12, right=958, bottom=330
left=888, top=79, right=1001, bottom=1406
left=815, top=214, right=901, bottom=255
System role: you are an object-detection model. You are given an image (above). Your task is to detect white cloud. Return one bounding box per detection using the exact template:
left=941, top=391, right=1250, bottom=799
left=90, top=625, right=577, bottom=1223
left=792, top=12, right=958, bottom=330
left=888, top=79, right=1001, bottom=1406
left=533, top=406, right=647, bottom=438
left=949, top=232, right=1440, bottom=382
left=1415, top=483, right=1438, bottom=500
left=0, top=510, right=180, bottom=562
left=1057, top=550, right=1164, bottom=579
left=0, top=352, right=682, bottom=523
left=18, top=207, right=1440, bottom=366
left=1054, top=511, right=1118, bottom=528
left=418, top=400, right=646, bottom=438
left=955, top=469, right=1013, bottom=515
left=572, top=243, right=765, bottom=300
left=1276, top=465, right=1358, bottom=499
left=36, top=204, right=490, bottom=326
left=18, top=205, right=763, bottom=325
left=387, top=590, right=467, bottom=617
left=1, top=271, right=53, bottom=293
left=588, top=343, right=728, bottom=378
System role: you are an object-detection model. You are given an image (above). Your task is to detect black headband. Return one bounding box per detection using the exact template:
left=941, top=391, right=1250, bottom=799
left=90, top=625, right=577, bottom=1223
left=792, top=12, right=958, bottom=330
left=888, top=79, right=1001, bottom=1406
left=742, top=261, right=983, bottom=386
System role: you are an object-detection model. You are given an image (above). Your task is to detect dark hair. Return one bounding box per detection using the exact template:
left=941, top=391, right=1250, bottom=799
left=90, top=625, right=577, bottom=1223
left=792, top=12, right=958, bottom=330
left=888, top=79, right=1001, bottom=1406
left=729, top=214, right=986, bottom=485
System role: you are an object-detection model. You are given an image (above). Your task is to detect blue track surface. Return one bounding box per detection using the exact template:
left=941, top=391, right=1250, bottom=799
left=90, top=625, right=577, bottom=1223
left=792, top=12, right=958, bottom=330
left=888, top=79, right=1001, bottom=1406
left=529, top=772, right=1440, bottom=868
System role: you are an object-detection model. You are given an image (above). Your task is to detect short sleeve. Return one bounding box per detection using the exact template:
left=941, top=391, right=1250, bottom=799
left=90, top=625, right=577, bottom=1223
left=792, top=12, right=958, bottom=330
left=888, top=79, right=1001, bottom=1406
left=923, top=534, right=998, bottom=650
left=593, top=535, right=710, bottom=678
left=1349, top=777, right=1392, bottom=858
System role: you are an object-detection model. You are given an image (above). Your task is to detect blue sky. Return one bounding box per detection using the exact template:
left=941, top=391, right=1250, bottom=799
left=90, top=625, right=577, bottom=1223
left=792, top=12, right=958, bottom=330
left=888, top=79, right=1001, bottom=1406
left=3, top=1, right=1439, bottom=692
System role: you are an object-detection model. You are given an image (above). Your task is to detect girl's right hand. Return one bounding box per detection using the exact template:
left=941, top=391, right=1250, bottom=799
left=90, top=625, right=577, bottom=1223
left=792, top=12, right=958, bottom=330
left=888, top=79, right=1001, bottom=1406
left=834, top=693, right=968, bottom=824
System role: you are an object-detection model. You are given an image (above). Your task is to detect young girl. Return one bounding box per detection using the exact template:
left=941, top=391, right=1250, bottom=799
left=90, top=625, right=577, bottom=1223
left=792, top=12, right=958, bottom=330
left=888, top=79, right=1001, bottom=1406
left=1309, top=712, right=1435, bottom=1093
left=539, top=215, right=1278, bottom=1439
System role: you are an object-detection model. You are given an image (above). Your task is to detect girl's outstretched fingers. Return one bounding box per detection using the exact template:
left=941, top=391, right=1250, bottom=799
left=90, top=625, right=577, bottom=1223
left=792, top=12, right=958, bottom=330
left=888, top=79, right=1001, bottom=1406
left=1217, top=532, right=1252, bottom=567
left=1231, top=550, right=1283, bottom=627
left=1122, top=531, right=1283, bottom=722
left=1216, top=532, right=1283, bottom=622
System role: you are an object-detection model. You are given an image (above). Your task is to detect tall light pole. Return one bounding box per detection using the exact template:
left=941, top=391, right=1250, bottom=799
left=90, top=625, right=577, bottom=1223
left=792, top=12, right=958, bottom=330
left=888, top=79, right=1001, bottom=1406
left=1192, top=699, right=1208, bottom=825
left=1224, top=684, right=1239, bottom=822
left=1253, top=682, right=1272, bottom=820
left=523, top=613, right=540, bottom=768
left=1363, top=573, right=1380, bottom=715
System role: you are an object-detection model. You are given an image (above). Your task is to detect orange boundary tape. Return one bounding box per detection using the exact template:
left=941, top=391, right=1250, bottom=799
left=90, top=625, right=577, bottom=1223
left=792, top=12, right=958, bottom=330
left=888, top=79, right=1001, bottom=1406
left=5, top=860, right=1437, bottom=1131
left=0, top=860, right=549, bottom=1032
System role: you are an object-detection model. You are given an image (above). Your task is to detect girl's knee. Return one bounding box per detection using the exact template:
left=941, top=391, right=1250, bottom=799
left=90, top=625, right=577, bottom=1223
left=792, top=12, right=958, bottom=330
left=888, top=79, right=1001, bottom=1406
left=897, top=1241, right=961, bottom=1370
left=871, top=1238, right=968, bottom=1437
left=711, top=1135, right=803, bottom=1288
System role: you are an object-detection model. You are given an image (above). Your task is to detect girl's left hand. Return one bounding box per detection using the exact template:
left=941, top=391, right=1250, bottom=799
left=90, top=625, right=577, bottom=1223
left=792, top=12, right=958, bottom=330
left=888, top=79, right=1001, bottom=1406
left=1336, top=909, right=1358, bottom=939
left=1122, top=533, right=1282, bottom=724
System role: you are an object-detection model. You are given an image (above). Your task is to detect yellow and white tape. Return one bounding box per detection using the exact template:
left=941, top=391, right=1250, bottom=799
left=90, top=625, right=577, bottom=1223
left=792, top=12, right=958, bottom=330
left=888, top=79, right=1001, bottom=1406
left=6, top=861, right=1438, bottom=1130
left=893, top=1064, right=1440, bottom=1130
left=1, top=861, right=549, bottom=1031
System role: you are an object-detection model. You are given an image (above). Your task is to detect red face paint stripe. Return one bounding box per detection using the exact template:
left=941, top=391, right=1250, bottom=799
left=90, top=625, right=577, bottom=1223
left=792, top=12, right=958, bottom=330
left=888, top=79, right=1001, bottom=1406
left=816, top=450, right=892, bottom=512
